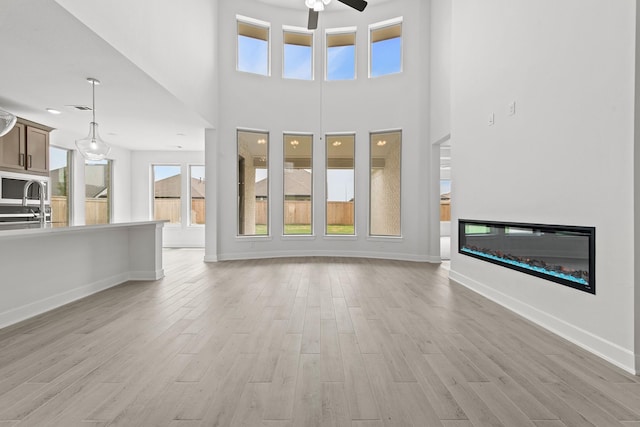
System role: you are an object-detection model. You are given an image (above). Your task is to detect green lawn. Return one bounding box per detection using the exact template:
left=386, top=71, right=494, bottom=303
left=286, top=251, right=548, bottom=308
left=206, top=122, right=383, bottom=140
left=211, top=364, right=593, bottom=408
left=251, top=224, right=355, bottom=235
left=326, top=225, right=355, bottom=235
left=465, top=224, right=491, bottom=234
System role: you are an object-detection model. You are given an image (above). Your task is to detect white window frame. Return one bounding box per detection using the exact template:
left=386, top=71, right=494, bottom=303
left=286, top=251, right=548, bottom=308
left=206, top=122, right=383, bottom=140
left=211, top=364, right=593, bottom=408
left=188, top=164, right=206, bottom=227
left=283, top=25, right=315, bottom=81
left=236, top=15, right=272, bottom=76
left=368, top=17, right=403, bottom=78
left=151, top=163, right=182, bottom=227
left=325, top=26, right=357, bottom=81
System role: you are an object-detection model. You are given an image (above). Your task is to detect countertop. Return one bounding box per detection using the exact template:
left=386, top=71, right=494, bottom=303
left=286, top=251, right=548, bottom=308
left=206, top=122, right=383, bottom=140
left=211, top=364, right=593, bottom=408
left=0, top=221, right=166, bottom=240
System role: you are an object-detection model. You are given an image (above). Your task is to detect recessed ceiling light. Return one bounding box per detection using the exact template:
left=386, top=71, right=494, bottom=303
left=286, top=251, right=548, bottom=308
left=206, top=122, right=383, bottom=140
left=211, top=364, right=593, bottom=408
left=176, top=145, right=183, bottom=149
left=107, top=132, right=118, bottom=136
left=46, top=108, right=61, bottom=115
left=176, top=133, right=186, bottom=137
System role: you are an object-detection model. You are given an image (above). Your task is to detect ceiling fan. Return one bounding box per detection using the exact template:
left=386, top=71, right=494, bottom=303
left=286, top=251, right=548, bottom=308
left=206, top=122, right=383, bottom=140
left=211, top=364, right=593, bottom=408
left=306, top=0, right=368, bottom=30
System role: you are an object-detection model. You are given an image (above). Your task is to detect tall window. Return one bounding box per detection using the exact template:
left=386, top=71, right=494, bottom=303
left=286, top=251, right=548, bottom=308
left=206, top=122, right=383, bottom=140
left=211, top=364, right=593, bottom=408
left=190, top=165, right=206, bottom=225
left=238, top=130, right=269, bottom=236
left=284, top=134, right=312, bottom=235
left=237, top=17, right=270, bottom=76
left=326, top=29, right=356, bottom=80
left=370, top=131, right=401, bottom=236
left=283, top=28, right=313, bottom=80
left=326, top=134, right=355, bottom=235
left=85, top=159, right=111, bottom=225
left=153, top=165, right=181, bottom=225
left=49, top=146, right=71, bottom=227
left=370, top=19, right=402, bottom=77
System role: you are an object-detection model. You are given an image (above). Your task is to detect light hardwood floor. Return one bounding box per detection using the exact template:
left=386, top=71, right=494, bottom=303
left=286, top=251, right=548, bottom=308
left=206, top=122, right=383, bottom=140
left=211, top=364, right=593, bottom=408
left=0, top=249, right=639, bottom=426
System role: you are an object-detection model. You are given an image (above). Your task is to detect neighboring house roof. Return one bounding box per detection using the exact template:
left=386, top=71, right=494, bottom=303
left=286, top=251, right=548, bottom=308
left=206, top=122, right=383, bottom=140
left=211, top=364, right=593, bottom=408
left=440, top=192, right=450, bottom=201
left=86, top=184, right=108, bottom=198
left=50, top=167, right=66, bottom=197
left=255, top=169, right=311, bottom=198
left=154, top=174, right=206, bottom=198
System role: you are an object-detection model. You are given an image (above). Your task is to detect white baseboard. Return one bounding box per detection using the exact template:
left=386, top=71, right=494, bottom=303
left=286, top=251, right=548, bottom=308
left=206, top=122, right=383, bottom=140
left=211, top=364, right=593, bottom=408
left=217, top=249, right=433, bottom=263
left=129, top=269, right=164, bottom=281
left=449, top=269, right=637, bottom=375
left=0, top=272, right=129, bottom=330
left=203, top=254, right=218, bottom=262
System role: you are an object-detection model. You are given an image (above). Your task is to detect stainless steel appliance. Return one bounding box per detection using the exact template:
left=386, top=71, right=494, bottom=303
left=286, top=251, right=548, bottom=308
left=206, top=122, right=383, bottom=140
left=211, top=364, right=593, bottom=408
left=0, top=171, right=50, bottom=205
left=0, top=171, right=51, bottom=229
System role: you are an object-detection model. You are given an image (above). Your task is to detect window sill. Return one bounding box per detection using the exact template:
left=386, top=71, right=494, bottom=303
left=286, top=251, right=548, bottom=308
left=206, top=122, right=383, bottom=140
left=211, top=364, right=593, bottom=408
left=367, top=235, right=403, bottom=242
left=281, top=234, right=316, bottom=241
left=323, top=234, right=358, bottom=241
left=236, top=235, right=273, bottom=242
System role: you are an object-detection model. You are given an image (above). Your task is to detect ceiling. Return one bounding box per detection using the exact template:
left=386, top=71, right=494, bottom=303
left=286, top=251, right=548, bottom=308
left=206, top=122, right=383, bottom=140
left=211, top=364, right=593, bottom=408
left=0, top=0, right=209, bottom=151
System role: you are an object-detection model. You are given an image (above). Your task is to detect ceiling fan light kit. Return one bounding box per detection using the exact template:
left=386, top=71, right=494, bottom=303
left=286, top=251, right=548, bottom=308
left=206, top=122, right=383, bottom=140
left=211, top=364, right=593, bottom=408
left=307, top=0, right=368, bottom=30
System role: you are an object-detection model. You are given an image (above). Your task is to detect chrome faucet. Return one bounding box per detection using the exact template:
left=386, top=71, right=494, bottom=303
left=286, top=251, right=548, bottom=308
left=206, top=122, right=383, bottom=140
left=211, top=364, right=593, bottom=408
left=22, top=180, right=47, bottom=224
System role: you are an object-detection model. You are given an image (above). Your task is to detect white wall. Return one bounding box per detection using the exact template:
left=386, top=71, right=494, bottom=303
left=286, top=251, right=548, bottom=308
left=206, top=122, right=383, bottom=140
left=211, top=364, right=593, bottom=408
left=54, top=0, right=218, bottom=126
left=130, top=150, right=206, bottom=247
left=449, top=0, right=637, bottom=373
left=214, top=0, right=434, bottom=261
left=50, top=129, right=132, bottom=225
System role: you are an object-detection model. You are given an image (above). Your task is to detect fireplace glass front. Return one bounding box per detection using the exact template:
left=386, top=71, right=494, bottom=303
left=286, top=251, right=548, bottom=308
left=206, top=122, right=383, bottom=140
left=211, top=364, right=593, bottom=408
left=458, top=220, right=595, bottom=294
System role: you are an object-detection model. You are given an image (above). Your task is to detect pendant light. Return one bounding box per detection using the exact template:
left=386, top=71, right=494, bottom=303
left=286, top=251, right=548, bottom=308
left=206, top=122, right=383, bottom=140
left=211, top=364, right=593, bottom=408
left=0, top=108, right=17, bottom=138
left=76, top=77, right=111, bottom=160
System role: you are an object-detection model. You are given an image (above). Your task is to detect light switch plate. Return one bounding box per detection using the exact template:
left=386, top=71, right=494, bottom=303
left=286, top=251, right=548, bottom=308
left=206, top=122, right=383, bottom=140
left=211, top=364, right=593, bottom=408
left=508, top=101, right=516, bottom=116
left=488, top=113, right=495, bottom=126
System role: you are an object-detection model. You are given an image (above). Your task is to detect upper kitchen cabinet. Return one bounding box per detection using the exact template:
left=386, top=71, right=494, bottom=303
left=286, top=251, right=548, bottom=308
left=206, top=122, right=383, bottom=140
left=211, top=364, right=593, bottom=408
left=0, top=118, right=52, bottom=175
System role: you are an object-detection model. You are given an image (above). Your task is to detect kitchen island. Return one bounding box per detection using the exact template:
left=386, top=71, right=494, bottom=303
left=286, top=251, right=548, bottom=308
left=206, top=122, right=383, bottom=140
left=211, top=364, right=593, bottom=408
left=0, top=221, right=164, bottom=329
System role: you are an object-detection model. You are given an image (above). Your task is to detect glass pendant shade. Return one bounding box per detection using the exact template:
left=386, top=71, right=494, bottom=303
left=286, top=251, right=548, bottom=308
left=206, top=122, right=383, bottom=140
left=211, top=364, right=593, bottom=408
left=76, top=122, right=111, bottom=161
left=76, top=77, right=111, bottom=161
left=0, top=108, right=17, bottom=138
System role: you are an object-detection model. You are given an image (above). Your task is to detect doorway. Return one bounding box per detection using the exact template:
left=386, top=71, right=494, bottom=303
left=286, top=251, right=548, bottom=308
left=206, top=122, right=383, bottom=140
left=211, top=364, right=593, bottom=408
left=440, top=142, right=451, bottom=260
left=238, top=155, right=245, bottom=235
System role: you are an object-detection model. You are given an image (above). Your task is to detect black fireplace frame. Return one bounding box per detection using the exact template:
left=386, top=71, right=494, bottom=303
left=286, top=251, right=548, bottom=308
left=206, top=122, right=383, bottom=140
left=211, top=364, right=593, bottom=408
left=458, top=219, right=596, bottom=294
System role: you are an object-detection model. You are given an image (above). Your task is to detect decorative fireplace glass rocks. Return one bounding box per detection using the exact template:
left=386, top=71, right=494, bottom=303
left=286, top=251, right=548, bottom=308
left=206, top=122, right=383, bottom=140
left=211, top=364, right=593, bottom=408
left=458, top=220, right=595, bottom=294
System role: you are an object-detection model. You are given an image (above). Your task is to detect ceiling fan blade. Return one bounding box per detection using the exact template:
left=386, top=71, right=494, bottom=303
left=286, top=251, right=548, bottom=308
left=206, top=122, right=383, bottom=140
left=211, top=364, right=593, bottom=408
left=308, top=8, right=319, bottom=30
left=337, top=0, right=368, bottom=12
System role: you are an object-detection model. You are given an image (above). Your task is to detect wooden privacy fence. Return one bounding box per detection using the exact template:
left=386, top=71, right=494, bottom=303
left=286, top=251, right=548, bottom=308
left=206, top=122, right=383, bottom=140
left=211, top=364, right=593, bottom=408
left=153, top=198, right=206, bottom=224
left=86, top=199, right=109, bottom=225
left=255, top=200, right=354, bottom=225
left=51, top=196, right=109, bottom=225
left=440, top=200, right=451, bottom=221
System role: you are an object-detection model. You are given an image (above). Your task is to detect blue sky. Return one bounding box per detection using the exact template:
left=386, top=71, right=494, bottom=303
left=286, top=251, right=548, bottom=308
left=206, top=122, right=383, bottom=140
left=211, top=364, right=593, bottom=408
left=153, top=165, right=205, bottom=182
left=371, top=37, right=401, bottom=77
left=238, top=36, right=268, bottom=75
left=327, top=45, right=355, bottom=80
left=50, top=146, right=68, bottom=170
left=284, top=44, right=312, bottom=80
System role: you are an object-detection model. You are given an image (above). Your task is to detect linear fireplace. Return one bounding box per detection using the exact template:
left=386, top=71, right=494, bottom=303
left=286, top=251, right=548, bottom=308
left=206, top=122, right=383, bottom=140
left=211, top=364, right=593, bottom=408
left=458, top=219, right=595, bottom=294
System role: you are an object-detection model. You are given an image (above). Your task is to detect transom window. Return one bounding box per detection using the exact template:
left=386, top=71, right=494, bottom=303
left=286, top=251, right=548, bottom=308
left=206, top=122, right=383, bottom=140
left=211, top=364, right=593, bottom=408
left=326, top=29, right=356, bottom=80
left=283, top=27, right=313, bottom=80
left=370, top=18, right=402, bottom=77
left=237, top=16, right=270, bottom=76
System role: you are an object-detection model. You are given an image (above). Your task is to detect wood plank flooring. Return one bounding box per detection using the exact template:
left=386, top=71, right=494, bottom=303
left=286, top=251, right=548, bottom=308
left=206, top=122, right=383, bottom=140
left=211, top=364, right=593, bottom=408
left=0, top=249, right=638, bottom=426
